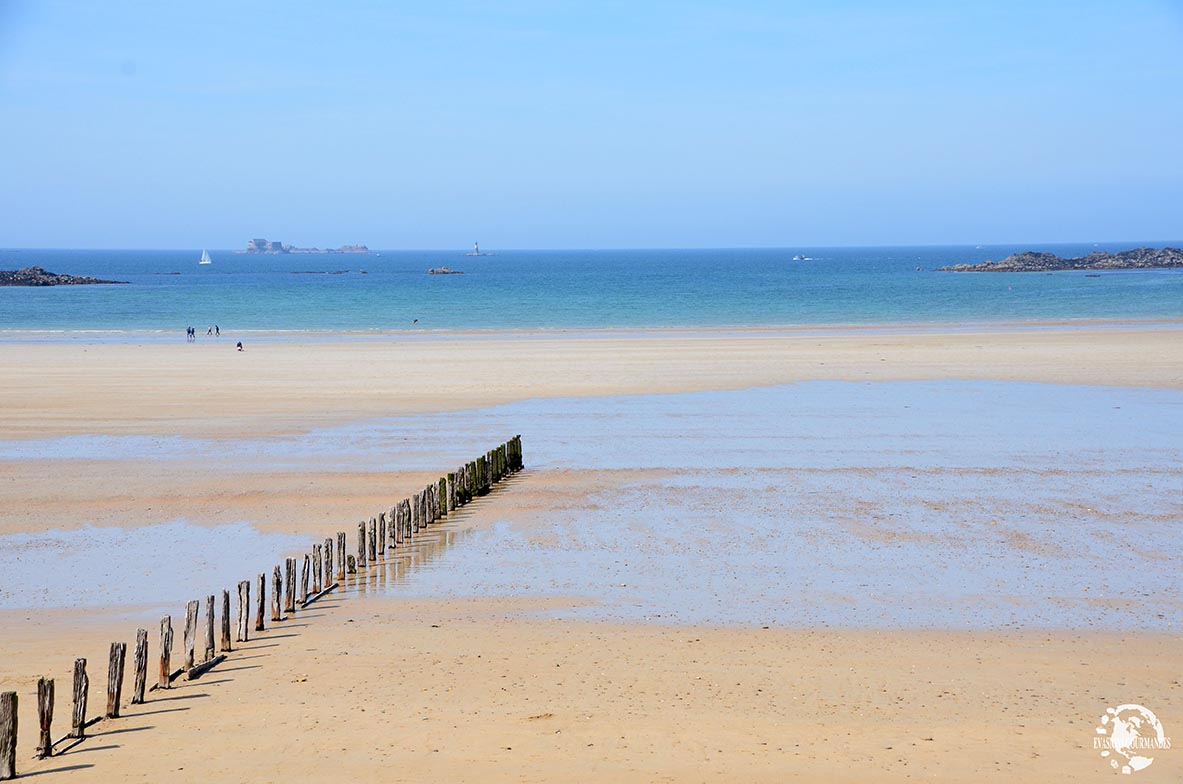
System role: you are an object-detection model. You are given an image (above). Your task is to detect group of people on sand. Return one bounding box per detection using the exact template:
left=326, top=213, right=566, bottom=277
left=185, top=324, right=220, bottom=340
left=185, top=324, right=242, bottom=350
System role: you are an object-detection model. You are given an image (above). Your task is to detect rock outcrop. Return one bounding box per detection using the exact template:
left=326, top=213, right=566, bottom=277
left=0, top=266, right=127, bottom=286
left=939, top=247, right=1183, bottom=272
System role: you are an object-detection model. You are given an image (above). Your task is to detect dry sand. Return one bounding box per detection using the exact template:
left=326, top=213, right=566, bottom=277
left=1, top=326, right=1181, bottom=439
left=2, top=326, right=1181, bottom=781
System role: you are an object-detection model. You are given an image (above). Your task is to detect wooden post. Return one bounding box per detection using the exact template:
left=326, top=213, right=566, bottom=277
left=312, top=544, right=322, bottom=594
left=255, top=573, right=266, bottom=632
left=271, top=566, right=282, bottom=622
left=285, top=558, right=297, bottom=614
left=204, top=595, right=216, bottom=661
left=357, top=521, right=367, bottom=567
left=236, top=581, right=250, bottom=643
left=336, top=532, right=346, bottom=580
left=69, top=658, right=88, bottom=739
left=220, top=590, right=232, bottom=652
left=0, top=691, right=15, bottom=781
left=35, top=677, right=53, bottom=758
left=324, top=537, right=334, bottom=584
left=158, top=616, right=172, bottom=689
left=368, top=518, right=377, bottom=562
left=106, top=642, right=125, bottom=719
left=438, top=477, right=447, bottom=517
left=183, top=599, right=199, bottom=669
left=378, top=514, right=386, bottom=556
left=131, top=628, right=148, bottom=704
left=411, top=493, right=419, bottom=534
left=447, top=472, right=456, bottom=512
left=300, top=555, right=310, bottom=601
left=346, top=554, right=356, bottom=574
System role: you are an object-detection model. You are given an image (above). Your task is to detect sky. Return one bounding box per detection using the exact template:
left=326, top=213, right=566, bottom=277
left=0, top=0, right=1180, bottom=249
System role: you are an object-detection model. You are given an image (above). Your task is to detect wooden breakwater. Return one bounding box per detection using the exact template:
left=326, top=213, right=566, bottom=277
left=0, top=435, right=523, bottom=781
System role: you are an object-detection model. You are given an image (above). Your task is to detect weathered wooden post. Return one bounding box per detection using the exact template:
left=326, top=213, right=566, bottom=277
left=300, top=555, right=310, bottom=602
left=368, top=518, right=377, bottom=562
left=312, top=544, right=322, bottom=594
left=220, top=590, right=232, bottom=652
left=254, top=573, right=266, bottom=632
left=324, top=537, right=334, bottom=584
left=438, top=478, right=447, bottom=517
left=346, top=554, right=356, bottom=574
left=357, top=521, right=367, bottom=567
left=69, top=658, right=88, bottom=739
left=183, top=599, right=199, bottom=669
left=285, top=558, right=297, bottom=614
left=336, top=532, right=346, bottom=580
left=106, top=642, right=125, bottom=719
left=36, top=677, right=53, bottom=758
left=158, top=616, right=173, bottom=689
left=447, top=472, right=456, bottom=512
left=236, top=581, right=250, bottom=643
left=131, top=628, right=148, bottom=704
left=204, top=595, right=216, bottom=661
left=271, top=566, right=282, bottom=622
left=0, top=691, right=15, bottom=780
left=378, top=513, right=386, bottom=556
left=411, top=493, right=419, bottom=534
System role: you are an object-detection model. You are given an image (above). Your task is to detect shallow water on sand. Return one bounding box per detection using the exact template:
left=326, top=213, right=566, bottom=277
left=4, top=380, right=1181, bottom=629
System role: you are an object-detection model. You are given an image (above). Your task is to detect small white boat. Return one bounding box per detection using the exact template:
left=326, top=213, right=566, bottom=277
left=792, top=254, right=812, bottom=261
left=198, top=249, right=212, bottom=265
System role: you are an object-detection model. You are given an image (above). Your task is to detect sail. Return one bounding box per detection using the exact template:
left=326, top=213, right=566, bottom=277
left=200, top=249, right=211, bottom=263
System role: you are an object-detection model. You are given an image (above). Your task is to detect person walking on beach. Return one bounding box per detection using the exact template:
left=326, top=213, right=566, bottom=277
left=236, top=341, right=244, bottom=351
left=215, top=324, right=220, bottom=336
left=207, top=325, right=213, bottom=336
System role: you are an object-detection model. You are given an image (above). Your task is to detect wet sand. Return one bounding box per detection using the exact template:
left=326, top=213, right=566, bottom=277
left=1, top=326, right=1181, bottom=781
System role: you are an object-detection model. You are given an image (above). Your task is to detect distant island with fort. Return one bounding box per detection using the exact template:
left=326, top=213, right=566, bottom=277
left=940, top=246, right=1183, bottom=272
left=236, top=238, right=370, bottom=255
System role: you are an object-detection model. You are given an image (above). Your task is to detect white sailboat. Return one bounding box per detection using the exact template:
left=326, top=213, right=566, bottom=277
left=199, top=249, right=212, bottom=265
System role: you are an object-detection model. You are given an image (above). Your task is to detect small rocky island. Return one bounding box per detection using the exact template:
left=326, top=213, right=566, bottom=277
left=0, top=266, right=127, bottom=286
left=240, top=238, right=370, bottom=254
left=940, top=246, right=1183, bottom=272
left=427, top=266, right=463, bottom=275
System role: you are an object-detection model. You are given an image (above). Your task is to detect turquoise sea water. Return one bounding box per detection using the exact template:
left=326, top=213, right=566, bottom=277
left=1, top=242, right=1181, bottom=336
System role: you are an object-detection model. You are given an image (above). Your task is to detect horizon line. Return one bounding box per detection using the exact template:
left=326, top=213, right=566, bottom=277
left=3, top=239, right=1182, bottom=253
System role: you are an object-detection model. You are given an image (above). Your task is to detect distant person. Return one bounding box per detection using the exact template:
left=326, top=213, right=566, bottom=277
left=236, top=341, right=244, bottom=351
left=413, top=319, right=418, bottom=325
left=207, top=326, right=213, bottom=336
left=215, top=325, right=220, bottom=336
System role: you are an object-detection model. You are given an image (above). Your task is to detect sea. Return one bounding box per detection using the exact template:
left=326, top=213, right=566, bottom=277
left=1, top=241, right=1181, bottom=338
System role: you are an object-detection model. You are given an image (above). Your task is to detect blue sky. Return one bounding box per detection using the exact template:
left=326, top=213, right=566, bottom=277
left=0, top=1, right=1180, bottom=249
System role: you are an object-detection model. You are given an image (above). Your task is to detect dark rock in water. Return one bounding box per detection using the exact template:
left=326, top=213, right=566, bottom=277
left=0, top=266, right=128, bottom=286
left=427, top=266, right=463, bottom=275
left=939, top=247, right=1183, bottom=272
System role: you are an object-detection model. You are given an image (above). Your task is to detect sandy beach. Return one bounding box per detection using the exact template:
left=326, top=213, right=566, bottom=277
left=1, top=326, right=1181, bottom=440
left=2, top=325, right=1181, bottom=781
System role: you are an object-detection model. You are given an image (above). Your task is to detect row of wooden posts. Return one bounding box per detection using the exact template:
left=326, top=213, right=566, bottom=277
left=0, top=435, right=523, bottom=781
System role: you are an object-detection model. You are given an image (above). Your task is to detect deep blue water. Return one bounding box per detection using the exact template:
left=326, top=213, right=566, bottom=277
left=1, top=242, right=1181, bottom=335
